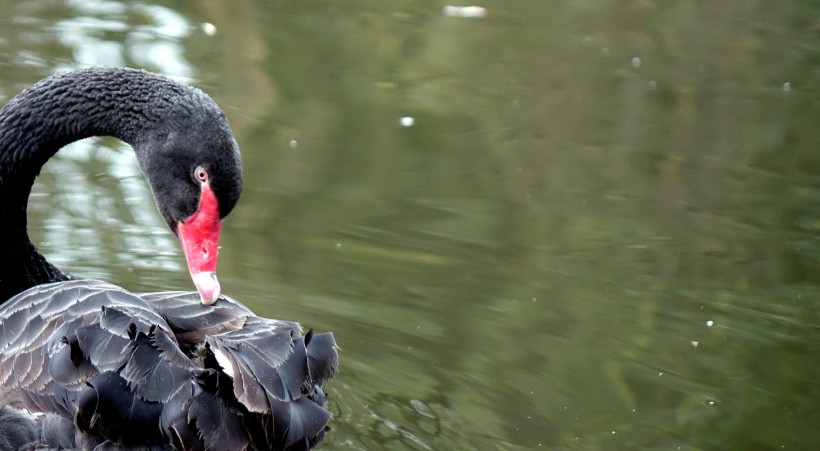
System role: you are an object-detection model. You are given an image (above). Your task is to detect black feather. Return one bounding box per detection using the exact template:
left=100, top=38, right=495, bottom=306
left=305, top=332, right=338, bottom=386
left=0, top=405, right=38, bottom=451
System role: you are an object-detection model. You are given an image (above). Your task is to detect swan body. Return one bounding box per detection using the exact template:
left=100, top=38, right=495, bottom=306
left=0, top=68, right=338, bottom=449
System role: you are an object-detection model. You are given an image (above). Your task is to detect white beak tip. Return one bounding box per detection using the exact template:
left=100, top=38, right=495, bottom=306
left=192, top=271, right=221, bottom=306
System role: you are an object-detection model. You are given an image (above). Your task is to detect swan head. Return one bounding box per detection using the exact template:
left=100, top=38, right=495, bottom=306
left=134, top=94, right=243, bottom=305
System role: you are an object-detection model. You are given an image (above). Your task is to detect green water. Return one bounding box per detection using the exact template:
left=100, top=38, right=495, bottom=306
left=2, top=1, right=819, bottom=449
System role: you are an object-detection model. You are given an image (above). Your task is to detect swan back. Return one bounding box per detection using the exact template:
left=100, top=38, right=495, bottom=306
left=0, top=279, right=338, bottom=449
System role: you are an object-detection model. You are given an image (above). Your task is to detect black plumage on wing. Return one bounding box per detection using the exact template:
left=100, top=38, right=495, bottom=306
left=0, top=280, right=338, bottom=450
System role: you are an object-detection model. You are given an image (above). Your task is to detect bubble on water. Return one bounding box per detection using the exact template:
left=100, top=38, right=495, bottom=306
left=400, top=116, right=415, bottom=127
left=601, top=47, right=610, bottom=57
left=782, top=82, right=791, bottom=92
left=335, top=243, right=342, bottom=249
left=697, top=63, right=706, bottom=73
left=201, top=22, right=217, bottom=36
left=648, top=80, right=657, bottom=90
left=631, top=57, right=641, bottom=68
left=288, top=139, right=298, bottom=148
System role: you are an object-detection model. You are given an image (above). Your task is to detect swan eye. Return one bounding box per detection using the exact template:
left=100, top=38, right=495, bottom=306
left=194, top=166, right=209, bottom=183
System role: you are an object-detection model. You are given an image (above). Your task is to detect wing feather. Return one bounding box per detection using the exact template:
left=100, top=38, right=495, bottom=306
left=0, top=279, right=338, bottom=449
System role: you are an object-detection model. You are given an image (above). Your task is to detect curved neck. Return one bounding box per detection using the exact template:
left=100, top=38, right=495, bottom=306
left=0, top=68, right=187, bottom=303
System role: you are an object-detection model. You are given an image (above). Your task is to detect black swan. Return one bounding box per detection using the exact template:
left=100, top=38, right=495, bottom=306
left=0, top=68, right=338, bottom=450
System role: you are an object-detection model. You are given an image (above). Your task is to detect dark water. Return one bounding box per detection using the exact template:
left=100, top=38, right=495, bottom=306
left=2, top=1, right=819, bottom=449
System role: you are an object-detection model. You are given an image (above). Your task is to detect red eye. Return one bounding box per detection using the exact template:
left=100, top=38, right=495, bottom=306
left=194, top=166, right=208, bottom=182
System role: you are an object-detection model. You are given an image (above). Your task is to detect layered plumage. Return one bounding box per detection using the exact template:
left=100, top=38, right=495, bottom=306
left=0, top=279, right=337, bottom=450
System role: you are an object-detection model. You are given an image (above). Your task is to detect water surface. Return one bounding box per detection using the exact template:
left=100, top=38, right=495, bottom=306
left=2, top=1, right=819, bottom=449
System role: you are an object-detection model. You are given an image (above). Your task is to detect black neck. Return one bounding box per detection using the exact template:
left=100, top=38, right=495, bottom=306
left=0, top=68, right=188, bottom=303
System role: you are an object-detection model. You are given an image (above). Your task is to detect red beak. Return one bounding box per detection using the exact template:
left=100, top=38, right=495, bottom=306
left=177, top=183, right=222, bottom=305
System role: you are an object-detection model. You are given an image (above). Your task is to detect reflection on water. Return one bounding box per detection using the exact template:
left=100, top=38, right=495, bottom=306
left=55, top=1, right=195, bottom=77
left=2, top=0, right=819, bottom=449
